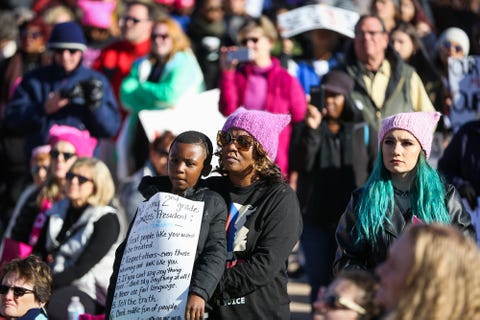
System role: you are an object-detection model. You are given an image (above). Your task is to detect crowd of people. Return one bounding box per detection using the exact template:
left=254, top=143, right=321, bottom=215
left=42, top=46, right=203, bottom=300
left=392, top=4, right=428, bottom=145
left=0, top=0, right=479, bottom=319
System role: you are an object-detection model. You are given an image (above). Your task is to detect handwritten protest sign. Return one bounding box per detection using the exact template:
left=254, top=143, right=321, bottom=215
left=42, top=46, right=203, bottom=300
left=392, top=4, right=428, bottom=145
left=110, top=192, right=204, bottom=320
left=277, top=4, right=359, bottom=39
left=448, top=56, right=480, bottom=131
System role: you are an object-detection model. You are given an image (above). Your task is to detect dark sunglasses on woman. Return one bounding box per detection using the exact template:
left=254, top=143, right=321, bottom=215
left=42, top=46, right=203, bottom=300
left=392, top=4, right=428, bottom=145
left=0, top=285, right=35, bottom=297
left=217, top=130, right=255, bottom=151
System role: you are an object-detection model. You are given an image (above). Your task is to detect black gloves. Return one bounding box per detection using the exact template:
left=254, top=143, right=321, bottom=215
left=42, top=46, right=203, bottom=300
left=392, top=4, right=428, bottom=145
left=458, top=183, right=478, bottom=209
left=82, top=78, right=104, bottom=110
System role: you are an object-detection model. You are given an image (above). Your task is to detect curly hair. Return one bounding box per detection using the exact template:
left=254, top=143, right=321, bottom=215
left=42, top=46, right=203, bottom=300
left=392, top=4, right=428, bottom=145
left=385, top=224, right=480, bottom=320
left=215, top=140, right=284, bottom=185
left=0, top=255, right=52, bottom=304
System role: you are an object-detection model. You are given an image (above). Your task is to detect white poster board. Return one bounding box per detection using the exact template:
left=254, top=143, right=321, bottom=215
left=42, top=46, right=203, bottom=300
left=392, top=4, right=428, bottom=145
left=448, top=56, right=480, bottom=131
left=110, top=192, right=204, bottom=319
left=276, top=4, right=360, bottom=39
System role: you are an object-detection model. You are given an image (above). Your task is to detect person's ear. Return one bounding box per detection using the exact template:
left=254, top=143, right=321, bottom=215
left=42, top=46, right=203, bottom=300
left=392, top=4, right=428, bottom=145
left=201, top=163, right=212, bottom=177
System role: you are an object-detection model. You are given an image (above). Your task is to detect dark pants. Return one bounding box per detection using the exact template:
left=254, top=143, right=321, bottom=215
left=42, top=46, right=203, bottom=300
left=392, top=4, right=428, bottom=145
left=47, top=286, right=104, bottom=320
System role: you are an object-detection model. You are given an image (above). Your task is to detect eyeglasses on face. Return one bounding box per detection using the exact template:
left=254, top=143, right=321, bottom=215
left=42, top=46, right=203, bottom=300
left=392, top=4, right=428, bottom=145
left=31, top=164, right=49, bottom=174
left=154, top=148, right=169, bottom=157
left=355, top=30, right=385, bottom=37
left=50, top=150, right=76, bottom=161
left=0, top=285, right=35, bottom=298
left=323, top=294, right=366, bottom=315
left=66, top=171, right=93, bottom=185
left=53, top=48, right=80, bottom=55
left=442, top=41, right=463, bottom=53
left=122, top=15, right=150, bottom=25
left=22, top=30, right=42, bottom=39
left=240, top=37, right=260, bottom=46
left=206, top=6, right=223, bottom=12
left=217, top=130, right=254, bottom=151
left=151, top=33, right=169, bottom=41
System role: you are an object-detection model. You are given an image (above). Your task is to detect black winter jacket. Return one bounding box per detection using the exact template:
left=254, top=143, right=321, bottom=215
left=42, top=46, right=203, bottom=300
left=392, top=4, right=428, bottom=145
left=104, top=176, right=227, bottom=317
left=334, top=184, right=476, bottom=273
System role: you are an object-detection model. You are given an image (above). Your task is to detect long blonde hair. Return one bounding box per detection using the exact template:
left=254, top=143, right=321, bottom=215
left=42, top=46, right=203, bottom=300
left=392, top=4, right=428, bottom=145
left=386, top=224, right=480, bottom=320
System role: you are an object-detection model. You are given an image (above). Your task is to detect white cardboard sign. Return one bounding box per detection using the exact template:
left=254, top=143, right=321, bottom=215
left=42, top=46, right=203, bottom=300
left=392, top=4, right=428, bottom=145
left=277, top=4, right=360, bottom=39
left=448, top=56, right=480, bottom=131
left=110, top=192, right=204, bottom=319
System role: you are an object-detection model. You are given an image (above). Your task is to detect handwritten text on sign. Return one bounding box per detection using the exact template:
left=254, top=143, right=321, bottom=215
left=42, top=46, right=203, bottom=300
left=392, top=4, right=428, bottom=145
left=277, top=4, right=359, bottom=39
left=110, top=192, right=204, bottom=320
left=448, top=56, right=480, bottom=131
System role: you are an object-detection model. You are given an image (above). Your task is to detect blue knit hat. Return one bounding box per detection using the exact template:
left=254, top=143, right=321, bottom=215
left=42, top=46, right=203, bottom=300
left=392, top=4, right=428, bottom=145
left=48, top=21, right=87, bottom=52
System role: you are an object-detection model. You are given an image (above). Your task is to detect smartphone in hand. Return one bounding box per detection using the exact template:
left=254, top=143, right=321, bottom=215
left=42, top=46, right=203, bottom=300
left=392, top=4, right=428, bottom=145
left=310, top=85, right=325, bottom=110
left=226, top=48, right=253, bottom=64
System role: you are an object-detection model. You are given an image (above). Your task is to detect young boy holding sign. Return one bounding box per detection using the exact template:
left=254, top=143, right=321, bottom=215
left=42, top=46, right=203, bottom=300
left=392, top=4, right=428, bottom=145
left=105, top=131, right=227, bottom=320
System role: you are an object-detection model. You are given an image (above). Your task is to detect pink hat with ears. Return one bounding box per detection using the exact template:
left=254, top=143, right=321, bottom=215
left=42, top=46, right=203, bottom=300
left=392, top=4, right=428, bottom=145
left=78, top=0, right=116, bottom=29
left=48, top=125, right=98, bottom=157
left=222, top=107, right=291, bottom=161
left=378, top=111, right=441, bottom=159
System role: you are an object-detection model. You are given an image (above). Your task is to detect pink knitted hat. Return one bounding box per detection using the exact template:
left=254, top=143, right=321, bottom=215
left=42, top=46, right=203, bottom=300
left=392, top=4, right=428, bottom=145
left=222, top=107, right=291, bottom=160
left=378, top=111, right=441, bottom=159
left=48, top=125, right=98, bottom=157
left=78, top=0, right=116, bottom=29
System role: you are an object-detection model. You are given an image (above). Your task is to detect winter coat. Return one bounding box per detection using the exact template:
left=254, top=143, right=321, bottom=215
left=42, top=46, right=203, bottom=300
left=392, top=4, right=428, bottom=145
left=105, top=176, right=227, bottom=317
left=218, top=58, right=307, bottom=175
left=334, top=184, right=476, bottom=272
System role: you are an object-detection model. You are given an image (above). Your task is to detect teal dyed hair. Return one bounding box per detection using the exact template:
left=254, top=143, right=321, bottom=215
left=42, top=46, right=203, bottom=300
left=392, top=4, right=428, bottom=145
left=355, top=151, right=450, bottom=245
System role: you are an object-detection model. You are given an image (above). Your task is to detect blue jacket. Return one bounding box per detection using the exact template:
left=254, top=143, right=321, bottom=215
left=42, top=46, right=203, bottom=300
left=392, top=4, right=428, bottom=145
left=4, top=63, right=120, bottom=155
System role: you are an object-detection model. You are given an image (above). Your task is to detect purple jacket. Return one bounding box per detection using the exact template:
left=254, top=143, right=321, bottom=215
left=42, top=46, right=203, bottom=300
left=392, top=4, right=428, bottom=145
left=219, top=58, right=307, bottom=175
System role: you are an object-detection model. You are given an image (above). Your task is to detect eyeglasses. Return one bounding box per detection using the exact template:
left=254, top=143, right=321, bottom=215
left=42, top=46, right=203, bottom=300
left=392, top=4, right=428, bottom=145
left=206, top=6, right=223, bottom=12
left=241, top=37, right=260, bottom=46
left=66, top=171, right=93, bottom=185
left=442, top=41, right=463, bottom=53
left=151, top=33, right=169, bottom=41
left=31, top=164, right=49, bottom=174
left=0, top=285, right=35, bottom=297
left=217, top=130, right=255, bottom=151
left=22, top=30, right=42, bottom=39
left=355, top=30, right=385, bottom=37
left=50, top=150, right=76, bottom=161
left=323, top=294, right=366, bottom=315
left=122, top=16, right=150, bottom=25
left=53, top=48, right=80, bottom=55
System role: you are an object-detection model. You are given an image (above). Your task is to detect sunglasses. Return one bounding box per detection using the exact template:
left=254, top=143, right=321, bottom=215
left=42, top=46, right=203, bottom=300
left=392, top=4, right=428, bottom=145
left=22, top=30, right=42, bottom=39
left=0, top=285, right=35, bottom=297
left=31, top=164, right=49, bottom=174
left=323, top=294, right=366, bottom=315
left=151, top=33, right=169, bottom=41
left=217, top=130, right=254, bottom=151
left=442, top=41, right=463, bottom=53
left=206, top=6, right=223, bottom=12
left=53, top=48, right=80, bottom=55
left=122, top=15, right=149, bottom=25
left=241, top=37, right=260, bottom=46
left=50, top=150, right=76, bottom=161
left=66, top=171, right=93, bottom=185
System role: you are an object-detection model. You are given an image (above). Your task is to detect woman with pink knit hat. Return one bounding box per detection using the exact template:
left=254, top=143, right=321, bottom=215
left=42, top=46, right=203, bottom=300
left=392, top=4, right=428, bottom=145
left=334, top=111, right=475, bottom=273
left=207, top=107, right=302, bottom=319
left=8, top=125, right=97, bottom=250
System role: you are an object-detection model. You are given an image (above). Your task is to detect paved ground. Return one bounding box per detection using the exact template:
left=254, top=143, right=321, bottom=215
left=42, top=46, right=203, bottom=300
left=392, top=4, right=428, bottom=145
left=288, top=278, right=311, bottom=320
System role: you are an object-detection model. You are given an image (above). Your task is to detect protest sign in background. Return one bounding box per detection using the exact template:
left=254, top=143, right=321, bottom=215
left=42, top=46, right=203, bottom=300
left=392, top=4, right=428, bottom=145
left=110, top=192, right=204, bottom=320
left=448, top=56, right=480, bottom=131
left=276, top=4, right=359, bottom=39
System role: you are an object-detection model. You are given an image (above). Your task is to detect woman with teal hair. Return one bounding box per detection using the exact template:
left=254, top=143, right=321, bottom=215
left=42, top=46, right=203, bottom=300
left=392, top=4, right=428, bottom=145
left=334, top=111, right=475, bottom=272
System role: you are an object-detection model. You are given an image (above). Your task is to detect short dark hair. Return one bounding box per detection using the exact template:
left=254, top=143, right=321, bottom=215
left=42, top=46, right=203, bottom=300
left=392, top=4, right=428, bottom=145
left=355, top=14, right=387, bottom=34
left=172, top=131, right=213, bottom=167
left=0, top=255, right=52, bottom=304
